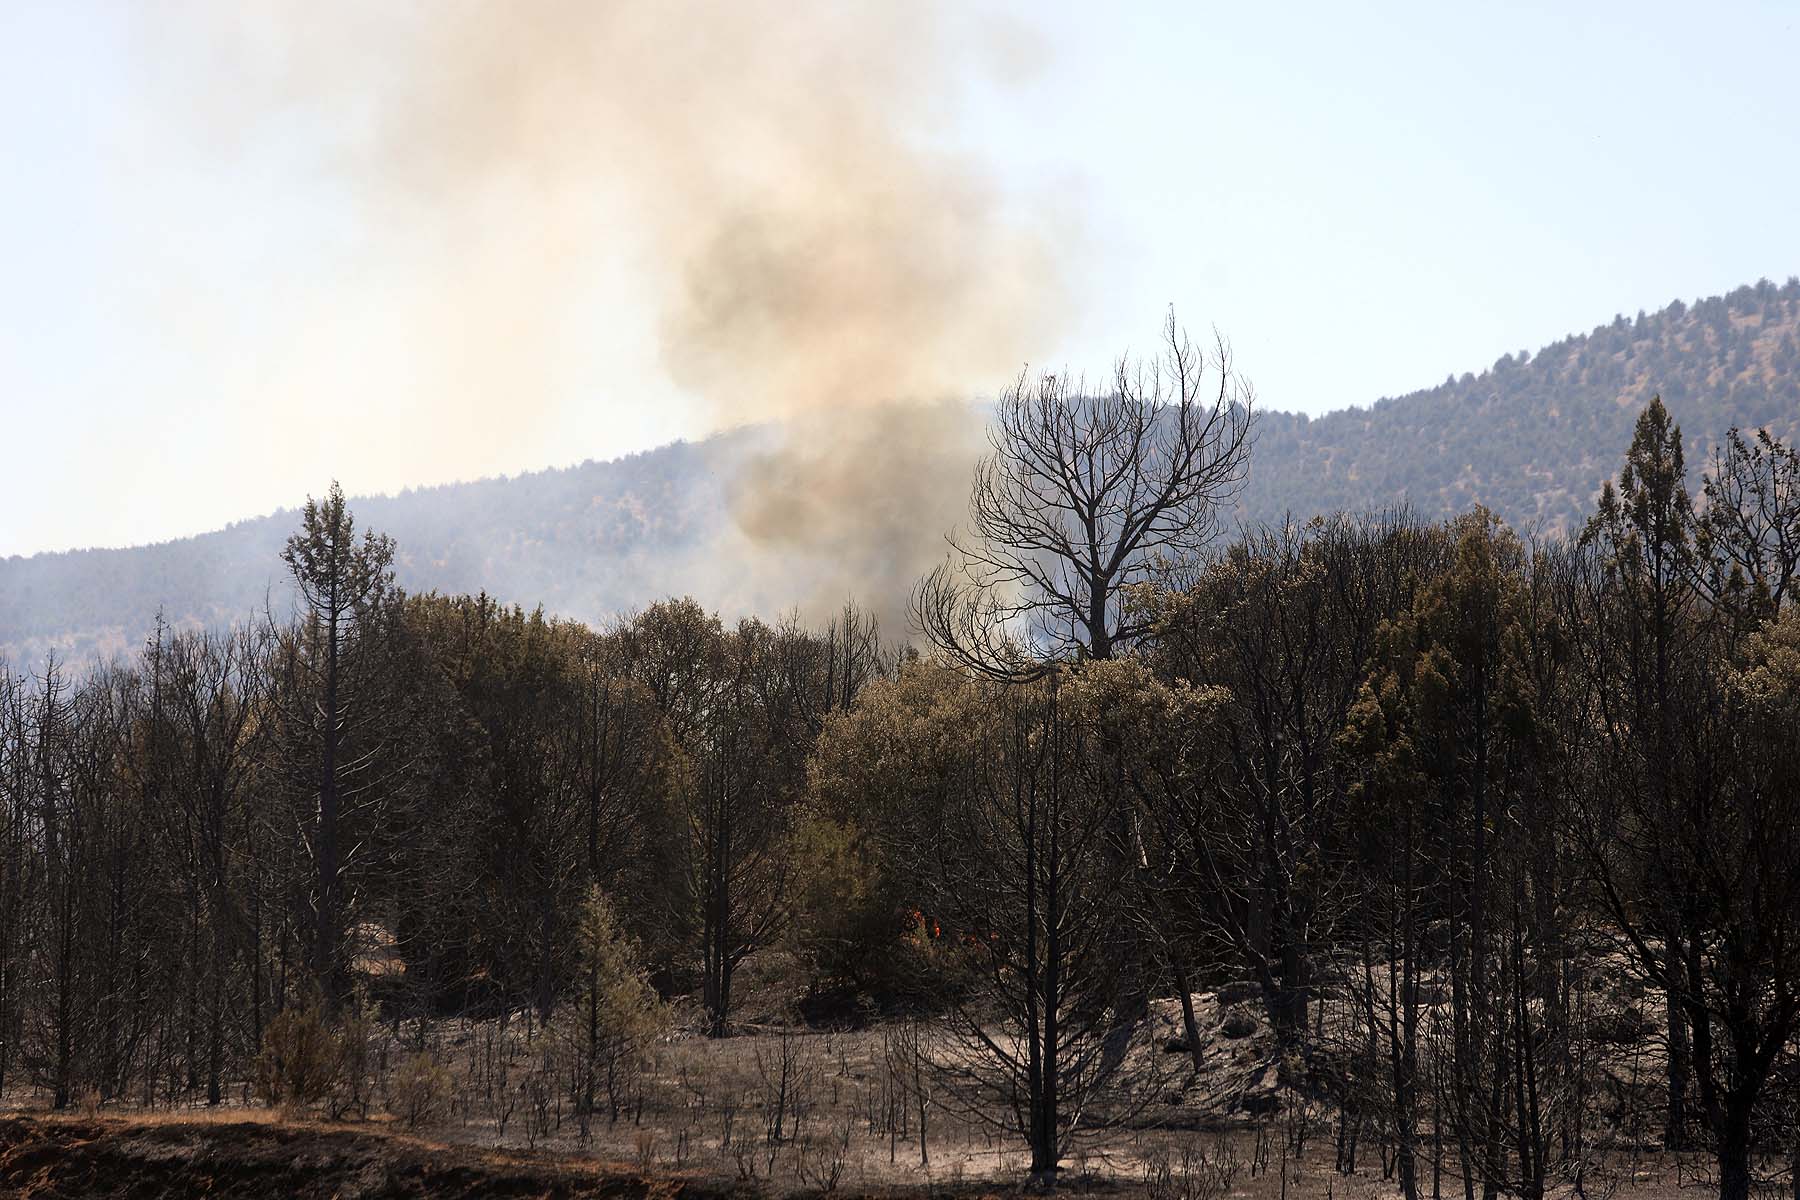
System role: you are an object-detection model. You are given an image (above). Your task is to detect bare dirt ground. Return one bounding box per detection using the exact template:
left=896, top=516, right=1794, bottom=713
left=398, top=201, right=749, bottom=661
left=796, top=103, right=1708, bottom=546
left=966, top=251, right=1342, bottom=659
left=0, top=1111, right=751, bottom=1199
left=0, top=1108, right=1725, bottom=1200
left=0, top=974, right=1740, bottom=1199
left=0, top=987, right=1304, bottom=1199
left=0, top=1108, right=1394, bottom=1200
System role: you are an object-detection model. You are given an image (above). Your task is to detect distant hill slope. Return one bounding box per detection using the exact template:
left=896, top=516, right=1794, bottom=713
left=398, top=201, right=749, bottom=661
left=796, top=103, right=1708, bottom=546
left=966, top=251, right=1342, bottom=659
left=1242, top=277, right=1800, bottom=534
left=5, top=278, right=1799, bottom=665
left=0, top=432, right=758, bottom=665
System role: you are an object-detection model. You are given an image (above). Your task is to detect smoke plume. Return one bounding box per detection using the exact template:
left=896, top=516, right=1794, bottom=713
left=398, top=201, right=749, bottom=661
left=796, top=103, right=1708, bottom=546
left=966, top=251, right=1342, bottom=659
left=140, top=2, right=1078, bottom=629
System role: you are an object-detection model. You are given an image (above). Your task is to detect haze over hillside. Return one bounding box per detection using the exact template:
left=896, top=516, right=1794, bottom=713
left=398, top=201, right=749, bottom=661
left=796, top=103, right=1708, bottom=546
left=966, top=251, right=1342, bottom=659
left=5, top=278, right=1799, bottom=666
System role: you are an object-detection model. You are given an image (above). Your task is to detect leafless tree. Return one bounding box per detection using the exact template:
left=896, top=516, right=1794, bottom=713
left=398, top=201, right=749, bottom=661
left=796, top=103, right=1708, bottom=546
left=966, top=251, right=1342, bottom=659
left=158, top=625, right=267, bottom=1105
left=0, top=664, right=34, bottom=1099
left=793, top=601, right=891, bottom=732
left=1698, top=425, right=1800, bottom=621
left=902, top=676, right=1166, bottom=1183
left=915, top=310, right=1253, bottom=676
left=627, top=608, right=811, bottom=1038
left=1144, top=514, right=1431, bottom=1048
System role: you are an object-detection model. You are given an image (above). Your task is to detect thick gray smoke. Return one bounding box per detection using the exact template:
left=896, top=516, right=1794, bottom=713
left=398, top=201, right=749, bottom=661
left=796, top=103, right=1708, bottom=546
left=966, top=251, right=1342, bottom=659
left=139, top=2, right=1080, bottom=627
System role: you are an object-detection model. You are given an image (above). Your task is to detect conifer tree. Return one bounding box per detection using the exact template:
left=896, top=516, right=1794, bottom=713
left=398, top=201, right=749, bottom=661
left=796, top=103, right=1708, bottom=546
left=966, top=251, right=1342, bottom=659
left=275, top=482, right=396, bottom=1008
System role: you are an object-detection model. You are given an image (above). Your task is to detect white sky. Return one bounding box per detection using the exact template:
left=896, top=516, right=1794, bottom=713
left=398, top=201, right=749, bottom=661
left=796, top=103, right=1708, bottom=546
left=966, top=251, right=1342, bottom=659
left=3, top=1, right=1798, bottom=556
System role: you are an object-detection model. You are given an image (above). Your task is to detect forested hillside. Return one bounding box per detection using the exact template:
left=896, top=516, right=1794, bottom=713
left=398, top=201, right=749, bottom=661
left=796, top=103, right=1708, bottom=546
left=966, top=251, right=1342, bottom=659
left=1241, top=276, right=1800, bottom=532
left=0, top=433, right=757, bottom=665
left=5, top=278, right=1798, bottom=665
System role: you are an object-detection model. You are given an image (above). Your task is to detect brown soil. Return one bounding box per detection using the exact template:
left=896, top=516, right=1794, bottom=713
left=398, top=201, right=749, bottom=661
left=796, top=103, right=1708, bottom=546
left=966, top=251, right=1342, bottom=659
left=0, top=1113, right=759, bottom=1200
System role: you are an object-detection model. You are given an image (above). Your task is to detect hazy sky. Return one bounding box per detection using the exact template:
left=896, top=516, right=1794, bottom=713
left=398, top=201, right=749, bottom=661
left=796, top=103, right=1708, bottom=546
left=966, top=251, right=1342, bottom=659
left=4, top=1, right=1798, bottom=557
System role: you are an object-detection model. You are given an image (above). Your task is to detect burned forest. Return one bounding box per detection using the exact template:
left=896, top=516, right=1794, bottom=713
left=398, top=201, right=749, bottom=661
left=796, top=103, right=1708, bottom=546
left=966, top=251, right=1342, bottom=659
left=7, top=5, right=1800, bottom=1198
left=4, top=315, right=1800, bottom=1200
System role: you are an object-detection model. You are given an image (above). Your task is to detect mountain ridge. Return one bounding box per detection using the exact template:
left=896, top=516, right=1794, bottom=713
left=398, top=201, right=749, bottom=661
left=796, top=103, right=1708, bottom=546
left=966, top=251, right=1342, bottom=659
left=6, top=277, right=1800, bottom=665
